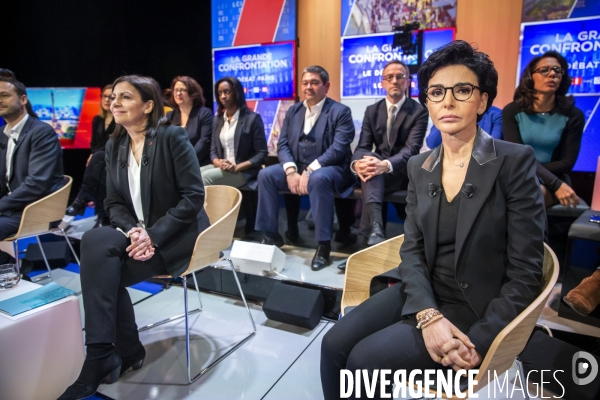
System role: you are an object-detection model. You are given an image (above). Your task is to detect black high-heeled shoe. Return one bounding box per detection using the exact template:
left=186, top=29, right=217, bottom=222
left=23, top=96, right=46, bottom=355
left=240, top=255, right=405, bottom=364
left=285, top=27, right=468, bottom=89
left=66, top=198, right=86, bottom=217
left=119, top=345, right=146, bottom=377
left=58, top=346, right=122, bottom=400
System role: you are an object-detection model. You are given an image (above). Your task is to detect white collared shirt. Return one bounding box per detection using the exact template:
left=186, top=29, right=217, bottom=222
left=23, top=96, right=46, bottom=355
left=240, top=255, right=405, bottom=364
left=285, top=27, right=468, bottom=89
left=128, top=148, right=145, bottom=227
left=220, top=109, right=240, bottom=164
left=283, top=97, right=327, bottom=174
left=4, top=113, right=29, bottom=184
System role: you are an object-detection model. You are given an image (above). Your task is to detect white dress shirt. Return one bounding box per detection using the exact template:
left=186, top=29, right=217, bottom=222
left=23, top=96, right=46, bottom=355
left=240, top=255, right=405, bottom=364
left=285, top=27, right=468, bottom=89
left=4, top=113, right=29, bottom=185
left=283, top=97, right=327, bottom=174
left=128, top=148, right=145, bottom=227
left=220, top=109, right=240, bottom=164
left=350, top=96, right=407, bottom=174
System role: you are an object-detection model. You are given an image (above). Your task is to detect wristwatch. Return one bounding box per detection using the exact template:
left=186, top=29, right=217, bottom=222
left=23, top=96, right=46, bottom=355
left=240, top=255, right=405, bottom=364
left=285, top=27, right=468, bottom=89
left=305, top=168, right=313, bottom=177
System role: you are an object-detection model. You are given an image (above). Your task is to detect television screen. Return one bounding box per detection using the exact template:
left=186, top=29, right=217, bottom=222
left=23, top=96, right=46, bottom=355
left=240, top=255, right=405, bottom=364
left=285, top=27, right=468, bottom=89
left=341, top=33, right=418, bottom=98
left=27, top=87, right=101, bottom=149
left=212, top=0, right=296, bottom=48
left=341, top=0, right=457, bottom=36
left=518, top=16, right=600, bottom=95
left=213, top=41, right=296, bottom=101
left=422, top=28, right=455, bottom=61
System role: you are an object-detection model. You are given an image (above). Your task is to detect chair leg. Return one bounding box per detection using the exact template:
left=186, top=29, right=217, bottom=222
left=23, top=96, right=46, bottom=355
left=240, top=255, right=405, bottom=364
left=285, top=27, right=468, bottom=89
left=32, top=236, right=52, bottom=282
left=515, top=357, right=530, bottom=400
left=59, top=228, right=80, bottom=265
left=183, top=275, right=193, bottom=383
left=12, top=240, right=19, bottom=272
left=138, top=280, right=202, bottom=333
left=183, top=259, right=256, bottom=383
left=227, top=258, right=257, bottom=334
left=192, top=272, right=203, bottom=311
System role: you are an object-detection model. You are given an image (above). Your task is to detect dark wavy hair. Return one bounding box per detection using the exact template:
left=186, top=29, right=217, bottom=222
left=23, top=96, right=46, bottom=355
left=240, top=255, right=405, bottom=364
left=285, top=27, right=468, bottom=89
left=111, top=75, right=167, bottom=139
left=0, top=77, right=38, bottom=119
left=214, top=76, right=247, bottom=116
left=170, top=76, right=206, bottom=109
left=417, top=40, right=498, bottom=122
left=514, top=51, right=572, bottom=114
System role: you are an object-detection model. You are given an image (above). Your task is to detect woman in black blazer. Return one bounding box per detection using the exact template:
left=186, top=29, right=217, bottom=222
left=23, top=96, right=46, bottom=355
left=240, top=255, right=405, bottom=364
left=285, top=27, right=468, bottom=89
left=320, top=41, right=546, bottom=399
left=166, top=75, right=213, bottom=166
left=59, top=75, right=209, bottom=400
left=66, top=84, right=115, bottom=226
left=202, top=76, right=267, bottom=189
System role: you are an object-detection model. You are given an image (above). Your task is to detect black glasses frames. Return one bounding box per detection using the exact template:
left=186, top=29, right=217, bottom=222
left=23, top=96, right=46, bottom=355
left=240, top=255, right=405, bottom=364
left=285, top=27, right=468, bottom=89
left=424, top=83, right=481, bottom=103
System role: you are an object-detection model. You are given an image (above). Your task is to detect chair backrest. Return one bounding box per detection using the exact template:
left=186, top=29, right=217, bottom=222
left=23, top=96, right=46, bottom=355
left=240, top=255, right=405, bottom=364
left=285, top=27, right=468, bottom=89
left=341, top=234, right=404, bottom=316
left=181, top=185, right=242, bottom=276
left=5, top=176, right=72, bottom=240
left=463, top=243, right=559, bottom=396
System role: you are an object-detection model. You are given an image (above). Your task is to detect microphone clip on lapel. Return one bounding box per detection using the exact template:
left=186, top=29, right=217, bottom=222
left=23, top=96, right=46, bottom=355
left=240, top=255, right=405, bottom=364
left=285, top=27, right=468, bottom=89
left=461, top=183, right=474, bottom=199
left=428, top=183, right=442, bottom=198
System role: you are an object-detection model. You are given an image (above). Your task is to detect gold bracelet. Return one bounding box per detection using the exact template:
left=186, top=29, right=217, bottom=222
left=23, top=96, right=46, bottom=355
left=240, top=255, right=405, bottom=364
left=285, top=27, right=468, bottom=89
left=417, top=308, right=437, bottom=321
left=420, top=314, right=444, bottom=330
left=416, top=309, right=443, bottom=329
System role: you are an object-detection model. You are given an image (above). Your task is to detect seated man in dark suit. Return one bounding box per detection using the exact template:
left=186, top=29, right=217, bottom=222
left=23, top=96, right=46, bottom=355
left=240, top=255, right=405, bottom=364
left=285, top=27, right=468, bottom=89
left=352, top=60, right=428, bottom=245
left=255, top=65, right=355, bottom=271
left=0, top=78, right=64, bottom=266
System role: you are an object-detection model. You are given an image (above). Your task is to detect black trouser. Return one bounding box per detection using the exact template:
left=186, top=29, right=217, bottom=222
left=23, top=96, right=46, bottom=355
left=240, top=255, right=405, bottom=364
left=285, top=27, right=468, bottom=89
left=283, top=196, right=356, bottom=235
left=0, top=211, right=22, bottom=264
left=320, top=284, right=479, bottom=400
left=80, top=226, right=167, bottom=356
left=78, top=151, right=107, bottom=218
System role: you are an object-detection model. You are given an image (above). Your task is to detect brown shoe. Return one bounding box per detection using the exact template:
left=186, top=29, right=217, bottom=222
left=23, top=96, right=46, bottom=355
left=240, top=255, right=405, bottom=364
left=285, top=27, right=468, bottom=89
left=564, top=269, right=600, bottom=315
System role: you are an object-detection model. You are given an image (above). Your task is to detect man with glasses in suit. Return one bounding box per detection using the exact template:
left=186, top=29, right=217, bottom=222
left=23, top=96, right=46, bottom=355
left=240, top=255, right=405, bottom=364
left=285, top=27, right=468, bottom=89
left=352, top=60, right=428, bottom=247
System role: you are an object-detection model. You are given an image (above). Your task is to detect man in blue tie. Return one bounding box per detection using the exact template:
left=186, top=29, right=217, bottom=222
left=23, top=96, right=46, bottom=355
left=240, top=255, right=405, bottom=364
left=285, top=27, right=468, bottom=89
left=255, top=65, right=356, bottom=271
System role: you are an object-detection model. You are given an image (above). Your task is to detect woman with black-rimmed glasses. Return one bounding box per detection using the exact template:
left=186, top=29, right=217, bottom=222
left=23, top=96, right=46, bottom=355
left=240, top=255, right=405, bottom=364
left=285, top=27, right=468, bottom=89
left=320, top=41, right=545, bottom=399
left=503, top=51, right=584, bottom=208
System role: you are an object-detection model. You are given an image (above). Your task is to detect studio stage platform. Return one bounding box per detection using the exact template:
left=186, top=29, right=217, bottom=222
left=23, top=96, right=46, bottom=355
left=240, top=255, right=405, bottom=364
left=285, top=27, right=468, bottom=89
left=25, top=213, right=600, bottom=399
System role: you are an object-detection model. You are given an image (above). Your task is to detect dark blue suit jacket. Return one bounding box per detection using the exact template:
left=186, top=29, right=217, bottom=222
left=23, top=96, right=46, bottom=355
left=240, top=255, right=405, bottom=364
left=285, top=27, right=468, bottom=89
left=277, top=98, right=355, bottom=194
left=0, top=117, right=64, bottom=215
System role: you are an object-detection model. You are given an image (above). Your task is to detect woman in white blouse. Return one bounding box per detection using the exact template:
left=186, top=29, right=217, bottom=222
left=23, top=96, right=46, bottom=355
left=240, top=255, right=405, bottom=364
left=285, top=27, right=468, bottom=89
left=59, top=75, right=209, bottom=400
left=202, top=76, right=267, bottom=189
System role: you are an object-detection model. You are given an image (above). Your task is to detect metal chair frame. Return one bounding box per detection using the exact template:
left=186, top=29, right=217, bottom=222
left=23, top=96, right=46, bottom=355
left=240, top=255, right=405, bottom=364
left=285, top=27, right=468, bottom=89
left=137, top=186, right=256, bottom=383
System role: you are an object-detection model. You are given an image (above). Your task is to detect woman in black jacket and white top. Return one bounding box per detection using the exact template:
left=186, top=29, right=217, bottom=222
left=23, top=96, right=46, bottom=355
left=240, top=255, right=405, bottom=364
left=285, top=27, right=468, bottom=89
left=59, top=75, right=209, bottom=400
left=166, top=75, right=213, bottom=166
left=202, top=76, right=267, bottom=189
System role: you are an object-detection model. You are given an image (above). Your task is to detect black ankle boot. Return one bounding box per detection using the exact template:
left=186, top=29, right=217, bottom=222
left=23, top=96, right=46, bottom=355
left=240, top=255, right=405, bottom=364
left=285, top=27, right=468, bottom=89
left=58, top=345, right=122, bottom=400
left=119, top=344, right=146, bottom=377
left=66, top=198, right=86, bottom=217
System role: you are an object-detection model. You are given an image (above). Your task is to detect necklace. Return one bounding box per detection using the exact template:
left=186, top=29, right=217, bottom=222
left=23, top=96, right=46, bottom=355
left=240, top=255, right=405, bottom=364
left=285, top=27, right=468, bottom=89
left=453, top=153, right=471, bottom=168
left=130, top=141, right=143, bottom=155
